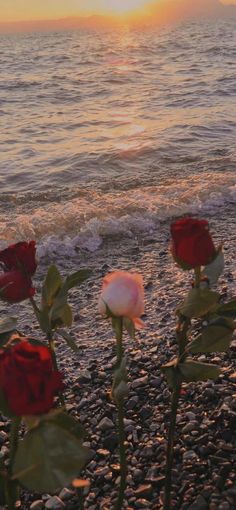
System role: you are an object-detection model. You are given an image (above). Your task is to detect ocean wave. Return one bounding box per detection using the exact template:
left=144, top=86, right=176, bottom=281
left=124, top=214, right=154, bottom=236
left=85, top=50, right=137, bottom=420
left=0, top=172, right=235, bottom=260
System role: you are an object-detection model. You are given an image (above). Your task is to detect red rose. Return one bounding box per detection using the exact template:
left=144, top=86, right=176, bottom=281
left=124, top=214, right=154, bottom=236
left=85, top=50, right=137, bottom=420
left=0, top=270, right=35, bottom=303
left=0, top=241, right=37, bottom=276
left=0, top=341, right=63, bottom=416
left=171, top=218, right=216, bottom=269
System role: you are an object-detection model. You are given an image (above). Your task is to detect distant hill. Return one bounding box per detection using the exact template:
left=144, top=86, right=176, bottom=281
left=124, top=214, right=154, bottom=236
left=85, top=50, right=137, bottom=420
left=0, top=0, right=235, bottom=33
left=146, top=0, right=236, bottom=24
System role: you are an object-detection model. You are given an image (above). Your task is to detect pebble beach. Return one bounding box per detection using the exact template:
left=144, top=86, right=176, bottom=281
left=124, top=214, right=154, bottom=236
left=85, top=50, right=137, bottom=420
left=0, top=208, right=235, bottom=510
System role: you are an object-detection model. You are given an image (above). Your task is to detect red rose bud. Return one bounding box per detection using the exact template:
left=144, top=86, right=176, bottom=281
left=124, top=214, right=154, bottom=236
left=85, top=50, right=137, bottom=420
left=171, top=218, right=216, bottom=269
left=0, top=270, right=35, bottom=303
left=0, top=241, right=37, bottom=276
left=0, top=341, right=63, bottom=416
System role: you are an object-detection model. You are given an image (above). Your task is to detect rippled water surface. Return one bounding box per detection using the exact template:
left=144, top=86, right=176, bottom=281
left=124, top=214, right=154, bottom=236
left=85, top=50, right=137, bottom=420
left=0, top=19, right=235, bottom=254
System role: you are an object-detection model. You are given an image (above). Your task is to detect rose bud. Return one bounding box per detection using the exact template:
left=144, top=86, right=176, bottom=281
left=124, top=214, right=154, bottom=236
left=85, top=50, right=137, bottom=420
left=0, top=270, right=35, bottom=303
left=170, top=218, right=216, bottom=269
left=0, top=341, right=63, bottom=416
left=98, top=271, right=144, bottom=328
left=0, top=241, right=37, bottom=276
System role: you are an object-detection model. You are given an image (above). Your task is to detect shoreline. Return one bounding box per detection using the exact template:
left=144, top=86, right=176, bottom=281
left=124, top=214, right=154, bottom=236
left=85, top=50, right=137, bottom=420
left=0, top=208, right=236, bottom=509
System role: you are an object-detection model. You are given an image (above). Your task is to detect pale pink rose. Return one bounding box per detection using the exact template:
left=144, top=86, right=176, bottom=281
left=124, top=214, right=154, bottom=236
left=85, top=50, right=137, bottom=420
left=98, top=271, right=144, bottom=328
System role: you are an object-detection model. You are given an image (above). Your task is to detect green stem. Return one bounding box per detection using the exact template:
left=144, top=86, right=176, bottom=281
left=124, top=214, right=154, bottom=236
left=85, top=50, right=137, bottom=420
left=29, top=296, right=65, bottom=406
left=113, top=318, right=127, bottom=510
left=163, top=317, right=190, bottom=510
left=114, top=398, right=127, bottom=510
left=77, top=488, right=84, bottom=510
left=47, top=332, right=65, bottom=407
left=6, top=417, right=21, bottom=510
left=29, top=295, right=40, bottom=319
left=194, top=266, right=201, bottom=288
left=163, top=384, right=181, bottom=510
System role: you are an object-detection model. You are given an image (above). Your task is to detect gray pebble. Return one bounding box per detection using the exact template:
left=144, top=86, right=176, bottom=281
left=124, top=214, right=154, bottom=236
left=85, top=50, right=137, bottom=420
left=30, top=501, right=44, bottom=510
left=45, top=497, right=65, bottom=510
left=97, top=417, right=114, bottom=431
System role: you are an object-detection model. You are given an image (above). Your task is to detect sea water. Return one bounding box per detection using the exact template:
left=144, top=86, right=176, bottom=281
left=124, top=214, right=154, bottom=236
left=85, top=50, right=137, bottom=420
left=0, top=19, right=235, bottom=258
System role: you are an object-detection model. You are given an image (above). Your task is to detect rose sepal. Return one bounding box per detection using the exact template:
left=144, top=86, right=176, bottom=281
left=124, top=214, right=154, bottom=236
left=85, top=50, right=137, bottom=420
left=203, top=246, right=224, bottom=286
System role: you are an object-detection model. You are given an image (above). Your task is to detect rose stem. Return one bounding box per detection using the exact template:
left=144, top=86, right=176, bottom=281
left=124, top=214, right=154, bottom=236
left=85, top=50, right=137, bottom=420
left=163, top=318, right=190, bottom=510
left=29, top=296, right=65, bottom=406
left=7, top=417, right=21, bottom=510
left=114, top=317, right=127, bottom=510
left=47, top=331, right=65, bottom=407
left=77, top=488, right=84, bottom=510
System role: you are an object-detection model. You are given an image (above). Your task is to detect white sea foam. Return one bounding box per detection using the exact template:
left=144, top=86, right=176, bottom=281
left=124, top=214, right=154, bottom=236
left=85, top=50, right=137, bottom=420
left=0, top=172, right=235, bottom=261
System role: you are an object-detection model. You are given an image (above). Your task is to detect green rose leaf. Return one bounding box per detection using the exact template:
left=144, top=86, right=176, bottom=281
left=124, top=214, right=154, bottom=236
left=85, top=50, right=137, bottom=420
left=36, top=309, right=51, bottom=335
left=57, top=329, right=79, bottom=352
left=161, top=358, right=181, bottom=388
left=216, top=298, right=236, bottom=318
left=189, top=317, right=234, bottom=353
left=46, top=411, right=86, bottom=440
left=50, top=303, right=73, bottom=328
left=63, top=269, right=92, bottom=291
left=13, top=421, right=90, bottom=493
left=41, top=265, right=63, bottom=308
left=179, top=359, right=220, bottom=382
left=203, top=248, right=224, bottom=286
left=0, top=317, right=18, bottom=347
left=178, top=288, right=220, bottom=319
left=0, top=317, right=17, bottom=335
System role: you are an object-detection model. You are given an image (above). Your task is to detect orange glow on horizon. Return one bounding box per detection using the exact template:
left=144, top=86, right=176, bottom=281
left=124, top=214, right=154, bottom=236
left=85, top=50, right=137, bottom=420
left=103, top=0, right=149, bottom=15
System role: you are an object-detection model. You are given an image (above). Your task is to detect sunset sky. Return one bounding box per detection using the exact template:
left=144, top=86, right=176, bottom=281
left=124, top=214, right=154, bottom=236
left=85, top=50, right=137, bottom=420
left=1, top=0, right=236, bottom=22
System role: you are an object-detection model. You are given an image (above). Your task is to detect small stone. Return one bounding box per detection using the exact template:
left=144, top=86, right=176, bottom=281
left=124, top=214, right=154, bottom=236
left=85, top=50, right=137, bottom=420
left=133, top=469, right=144, bottom=483
left=135, top=484, right=153, bottom=498
left=186, top=412, right=197, bottom=421
left=78, top=370, right=91, bottom=383
left=229, top=372, right=236, bottom=383
left=97, top=448, right=110, bottom=457
left=98, top=417, right=114, bottom=431
left=0, top=431, right=7, bottom=444
left=30, top=501, right=44, bottom=510
left=132, top=376, right=148, bottom=389
left=94, top=466, right=110, bottom=477
left=126, top=396, right=139, bottom=410
left=183, top=422, right=198, bottom=433
left=135, top=498, right=151, bottom=508
left=45, top=497, right=65, bottom=510
left=58, top=488, right=74, bottom=501
left=218, top=503, right=230, bottom=510
left=187, top=495, right=208, bottom=510
left=183, top=450, right=198, bottom=462
left=150, top=376, right=162, bottom=388
left=103, top=432, right=118, bottom=451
